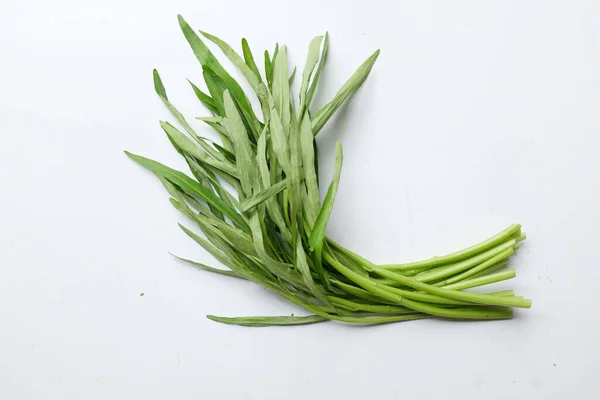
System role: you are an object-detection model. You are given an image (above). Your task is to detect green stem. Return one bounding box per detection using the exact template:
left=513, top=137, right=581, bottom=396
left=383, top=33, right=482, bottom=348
left=430, top=248, right=514, bottom=287
left=433, top=257, right=508, bottom=286
left=330, top=279, right=398, bottom=305
left=323, top=252, right=515, bottom=319
left=413, top=240, right=517, bottom=282
left=488, top=290, right=515, bottom=297
left=379, top=224, right=522, bottom=271
left=328, top=296, right=415, bottom=314
left=323, top=246, right=470, bottom=305
left=268, top=280, right=433, bottom=324
left=372, top=266, right=531, bottom=308
left=327, top=237, right=529, bottom=307
left=442, top=269, right=516, bottom=291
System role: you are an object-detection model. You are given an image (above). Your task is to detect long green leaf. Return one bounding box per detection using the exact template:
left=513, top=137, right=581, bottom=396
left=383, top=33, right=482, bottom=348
left=299, top=36, right=323, bottom=113
left=178, top=15, right=255, bottom=120
left=222, top=90, right=257, bottom=198
left=266, top=44, right=280, bottom=90
left=299, top=112, right=319, bottom=223
left=206, top=314, right=326, bottom=326
left=200, top=31, right=261, bottom=89
left=178, top=223, right=255, bottom=277
left=272, top=46, right=290, bottom=131
left=184, top=155, right=240, bottom=210
left=153, top=69, right=224, bottom=161
left=242, top=38, right=262, bottom=81
left=264, top=50, right=272, bottom=86
left=160, top=121, right=238, bottom=178
left=208, top=218, right=259, bottom=258
left=125, top=151, right=248, bottom=230
left=240, top=178, right=289, bottom=212
left=309, top=142, right=343, bottom=249
left=295, top=235, right=330, bottom=306
left=202, top=66, right=228, bottom=116
left=308, top=142, right=343, bottom=289
left=312, top=49, right=380, bottom=136
left=188, top=79, right=219, bottom=115
left=256, top=132, right=291, bottom=240
left=269, top=108, right=291, bottom=175
left=305, top=32, right=328, bottom=107
left=288, top=103, right=302, bottom=240
left=247, top=211, right=304, bottom=286
left=170, top=253, right=244, bottom=279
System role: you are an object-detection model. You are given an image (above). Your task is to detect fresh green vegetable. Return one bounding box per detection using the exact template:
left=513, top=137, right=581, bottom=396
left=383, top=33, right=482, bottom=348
left=126, top=15, right=532, bottom=327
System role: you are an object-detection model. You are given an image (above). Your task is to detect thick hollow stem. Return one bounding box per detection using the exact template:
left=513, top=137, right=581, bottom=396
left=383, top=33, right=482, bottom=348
left=379, top=224, right=522, bottom=271
left=324, top=252, right=517, bottom=319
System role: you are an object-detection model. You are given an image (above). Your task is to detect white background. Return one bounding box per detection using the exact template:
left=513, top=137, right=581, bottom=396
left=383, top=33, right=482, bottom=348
left=1, top=0, right=599, bottom=398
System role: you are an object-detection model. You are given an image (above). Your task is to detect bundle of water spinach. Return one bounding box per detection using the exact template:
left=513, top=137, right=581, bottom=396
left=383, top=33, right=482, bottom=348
left=126, top=15, right=532, bottom=327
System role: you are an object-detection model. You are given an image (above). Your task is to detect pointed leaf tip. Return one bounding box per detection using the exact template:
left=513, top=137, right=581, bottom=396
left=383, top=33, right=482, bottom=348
left=153, top=69, right=167, bottom=99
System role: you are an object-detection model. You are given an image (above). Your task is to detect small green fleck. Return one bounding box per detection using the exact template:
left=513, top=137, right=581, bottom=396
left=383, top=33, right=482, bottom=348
left=140, top=293, right=145, bottom=297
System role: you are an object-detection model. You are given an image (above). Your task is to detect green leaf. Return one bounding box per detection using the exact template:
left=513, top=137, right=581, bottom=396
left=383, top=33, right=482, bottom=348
left=153, top=69, right=224, bottom=161
left=305, top=32, right=328, bottom=107
left=299, top=36, right=323, bottom=112
left=178, top=223, right=254, bottom=277
left=206, top=120, right=230, bottom=138
left=288, top=103, right=302, bottom=238
left=240, top=178, right=289, bottom=212
left=213, top=143, right=236, bottom=163
left=202, top=66, right=228, bottom=116
left=125, top=151, right=248, bottom=230
left=268, top=43, right=280, bottom=89
left=170, top=253, right=244, bottom=279
left=242, top=38, right=262, bottom=81
left=179, top=159, right=225, bottom=220
left=264, top=50, right=272, bottom=86
left=160, top=121, right=238, bottom=178
left=247, top=211, right=304, bottom=286
left=272, top=46, right=291, bottom=132
left=195, top=116, right=223, bottom=123
left=269, top=108, right=291, bottom=176
left=295, top=235, right=330, bottom=306
left=308, top=142, right=343, bottom=289
left=210, top=219, right=259, bottom=258
left=188, top=80, right=219, bottom=115
left=312, top=49, right=380, bottom=136
left=299, top=112, right=320, bottom=223
left=256, top=132, right=291, bottom=240
left=222, top=90, right=258, bottom=198
left=199, top=30, right=261, bottom=90
left=206, top=314, right=326, bottom=326
left=309, top=142, right=343, bottom=250
left=153, top=68, right=167, bottom=98
left=178, top=15, right=255, bottom=120
left=161, top=176, right=216, bottom=219
left=183, top=155, right=240, bottom=222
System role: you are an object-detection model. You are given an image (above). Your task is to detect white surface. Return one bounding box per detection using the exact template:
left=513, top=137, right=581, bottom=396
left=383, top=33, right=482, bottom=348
left=1, top=0, right=599, bottom=398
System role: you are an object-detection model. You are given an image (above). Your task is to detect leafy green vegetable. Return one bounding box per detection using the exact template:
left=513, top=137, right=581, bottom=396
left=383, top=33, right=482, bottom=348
left=126, top=15, right=533, bottom=326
